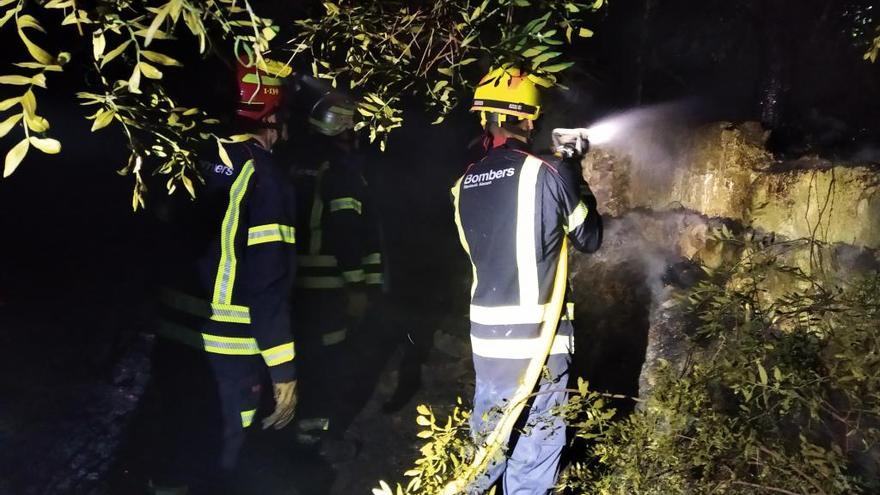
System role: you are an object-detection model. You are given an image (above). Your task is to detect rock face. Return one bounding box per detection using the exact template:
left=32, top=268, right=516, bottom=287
left=570, top=122, right=880, bottom=400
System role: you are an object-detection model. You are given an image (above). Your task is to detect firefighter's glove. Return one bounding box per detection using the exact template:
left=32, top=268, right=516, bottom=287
left=345, top=289, right=369, bottom=324
left=262, top=380, right=298, bottom=430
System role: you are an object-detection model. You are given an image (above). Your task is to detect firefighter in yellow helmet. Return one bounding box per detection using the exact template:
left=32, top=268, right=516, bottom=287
left=451, top=66, right=603, bottom=494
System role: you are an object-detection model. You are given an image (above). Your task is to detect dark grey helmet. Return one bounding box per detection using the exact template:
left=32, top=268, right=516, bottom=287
left=309, top=92, right=357, bottom=136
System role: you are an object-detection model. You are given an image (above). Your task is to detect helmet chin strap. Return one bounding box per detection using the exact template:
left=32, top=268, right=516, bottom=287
left=483, top=112, right=532, bottom=145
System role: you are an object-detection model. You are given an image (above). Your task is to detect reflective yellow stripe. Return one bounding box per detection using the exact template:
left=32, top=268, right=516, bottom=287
left=241, top=409, right=257, bottom=428
left=470, top=333, right=574, bottom=359
left=247, top=224, right=296, bottom=246
left=322, top=329, right=347, bottom=346
left=362, top=253, right=382, bottom=265
left=160, top=289, right=252, bottom=324
left=561, top=302, right=575, bottom=321
left=516, top=156, right=541, bottom=305
left=261, top=342, right=295, bottom=367
left=202, top=334, right=261, bottom=355
left=452, top=177, right=478, bottom=298
left=565, top=201, right=589, bottom=233
left=329, top=197, right=363, bottom=214
left=470, top=304, right=548, bottom=325
left=298, top=276, right=344, bottom=289
left=309, top=162, right=329, bottom=255
left=213, top=160, right=255, bottom=305
left=365, top=273, right=384, bottom=285
left=342, top=269, right=365, bottom=283
left=299, top=255, right=338, bottom=267
left=157, top=320, right=260, bottom=355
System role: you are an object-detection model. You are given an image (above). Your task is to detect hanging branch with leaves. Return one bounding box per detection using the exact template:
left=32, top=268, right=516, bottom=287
left=284, top=0, right=605, bottom=150
left=0, top=0, right=276, bottom=209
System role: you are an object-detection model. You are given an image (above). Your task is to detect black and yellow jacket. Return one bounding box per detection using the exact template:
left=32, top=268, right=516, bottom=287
left=452, top=138, right=602, bottom=361
left=294, top=150, right=383, bottom=294
left=156, top=141, right=298, bottom=383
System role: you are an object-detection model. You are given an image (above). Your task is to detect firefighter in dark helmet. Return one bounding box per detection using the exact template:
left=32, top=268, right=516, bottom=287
left=290, top=91, right=383, bottom=459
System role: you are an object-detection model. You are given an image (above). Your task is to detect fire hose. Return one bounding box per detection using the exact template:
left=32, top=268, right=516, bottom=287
left=440, top=237, right=569, bottom=495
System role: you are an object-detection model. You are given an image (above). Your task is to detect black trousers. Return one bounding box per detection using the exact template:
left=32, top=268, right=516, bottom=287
left=148, top=339, right=262, bottom=494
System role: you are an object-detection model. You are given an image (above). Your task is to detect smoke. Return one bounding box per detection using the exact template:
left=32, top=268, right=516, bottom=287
left=584, top=100, right=702, bottom=180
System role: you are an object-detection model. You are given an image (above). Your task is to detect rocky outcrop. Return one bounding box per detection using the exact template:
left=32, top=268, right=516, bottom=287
left=570, top=122, right=880, bottom=400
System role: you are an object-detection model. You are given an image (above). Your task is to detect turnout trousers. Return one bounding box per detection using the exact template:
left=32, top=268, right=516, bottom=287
left=469, top=320, right=573, bottom=495
left=149, top=338, right=262, bottom=493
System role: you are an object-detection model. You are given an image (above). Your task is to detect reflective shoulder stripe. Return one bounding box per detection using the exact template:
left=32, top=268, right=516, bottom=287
left=247, top=224, right=296, bottom=246
left=261, top=341, right=295, bottom=367
left=365, top=273, right=384, bottom=285
left=322, top=329, right=347, bottom=346
left=213, top=160, right=256, bottom=305
left=470, top=333, right=573, bottom=359
left=565, top=201, right=589, bottom=233
left=241, top=409, right=257, bottom=428
left=329, top=197, right=363, bottom=214
left=342, top=269, right=365, bottom=283
left=160, top=288, right=251, bottom=324
left=298, top=276, right=344, bottom=289
left=299, top=255, right=338, bottom=267
left=470, top=303, right=548, bottom=325
left=452, top=177, right=478, bottom=298
left=516, top=156, right=542, bottom=305
left=362, top=253, right=382, bottom=265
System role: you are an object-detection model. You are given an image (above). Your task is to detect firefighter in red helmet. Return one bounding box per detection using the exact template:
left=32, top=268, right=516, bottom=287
left=146, top=59, right=299, bottom=494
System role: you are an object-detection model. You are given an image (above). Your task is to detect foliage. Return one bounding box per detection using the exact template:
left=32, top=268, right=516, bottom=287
left=0, top=0, right=603, bottom=208
left=0, top=0, right=276, bottom=208
left=286, top=0, right=603, bottom=151
left=378, top=239, right=880, bottom=494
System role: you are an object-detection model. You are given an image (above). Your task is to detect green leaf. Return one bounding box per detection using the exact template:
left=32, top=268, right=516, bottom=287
left=91, top=108, right=115, bottom=131
left=141, top=50, right=182, bottom=66
left=101, top=40, right=132, bottom=68
left=24, top=111, right=49, bottom=132
left=28, top=136, right=60, bottom=154
left=20, top=90, right=35, bottom=116
left=437, top=67, right=453, bottom=76
left=3, top=138, right=29, bottom=178
left=532, top=51, right=561, bottom=65
left=592, top=0, right=604, bottom=9
left=579, top=27, right=594, bottom=38
left=128, top=66, right=142, bottom=93
left=145, top=2, right=171, bottom=47
left=92, top=32, right=106, bottom=61
left=522, top=45, right=549, bottom=58
left=0, top=75, right=34, bottom=86
left=217, top=139, right=233, bottom=168
left=16, top=15, right=45, bottom=33
left=18, top=32, right=54, bottom=65
left=0, top=96, right=20, bottom=111
left=416, top=429, right=433, bottom=439
left=0, top=113, right=23, bottom=138
left=416, top=415, right=431, bottom=426
left=541, top=62, right=574, bottom=73
left=138, top=61, right=163, bottom=80
left=757, top=361, right=768, bottom=385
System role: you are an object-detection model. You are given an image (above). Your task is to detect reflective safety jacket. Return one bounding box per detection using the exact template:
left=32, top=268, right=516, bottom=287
left=452, top=138, right=602, bottom=360
left=155, top=141, right=298, bottom=383
left=294, top=150, right=383, bottom=294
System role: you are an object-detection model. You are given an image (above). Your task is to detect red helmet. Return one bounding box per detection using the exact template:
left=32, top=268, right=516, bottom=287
left=236, top=60, right=285, bottom=121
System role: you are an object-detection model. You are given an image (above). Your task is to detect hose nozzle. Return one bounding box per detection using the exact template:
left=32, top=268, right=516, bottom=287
left=551, top=128, right=591, bottom=160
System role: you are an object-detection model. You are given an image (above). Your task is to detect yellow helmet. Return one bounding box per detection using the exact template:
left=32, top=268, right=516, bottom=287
left=470, top=66, right=544, bottom=127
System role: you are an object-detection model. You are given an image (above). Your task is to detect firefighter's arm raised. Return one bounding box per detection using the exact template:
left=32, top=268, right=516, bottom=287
left=552, top=157, right=603, bottom=253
